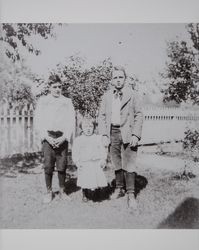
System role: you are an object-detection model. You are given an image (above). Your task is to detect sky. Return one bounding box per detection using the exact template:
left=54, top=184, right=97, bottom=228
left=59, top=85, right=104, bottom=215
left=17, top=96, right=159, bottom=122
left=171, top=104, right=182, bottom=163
left=25, top=23, right=190, bottom=85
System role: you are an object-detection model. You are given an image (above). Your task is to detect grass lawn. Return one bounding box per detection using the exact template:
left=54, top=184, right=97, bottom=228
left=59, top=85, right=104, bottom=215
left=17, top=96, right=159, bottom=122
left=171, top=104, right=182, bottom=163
left=0, top=152, right=199, bottom=229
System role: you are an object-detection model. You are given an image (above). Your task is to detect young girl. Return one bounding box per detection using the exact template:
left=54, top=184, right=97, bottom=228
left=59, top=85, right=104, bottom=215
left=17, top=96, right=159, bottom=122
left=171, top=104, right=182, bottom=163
left=72, top=118, right=108, bottom=202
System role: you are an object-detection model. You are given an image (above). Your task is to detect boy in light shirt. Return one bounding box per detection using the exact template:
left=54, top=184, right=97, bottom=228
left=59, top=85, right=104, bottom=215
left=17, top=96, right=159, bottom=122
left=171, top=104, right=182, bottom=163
left=35, top=74, right=75, bottom=204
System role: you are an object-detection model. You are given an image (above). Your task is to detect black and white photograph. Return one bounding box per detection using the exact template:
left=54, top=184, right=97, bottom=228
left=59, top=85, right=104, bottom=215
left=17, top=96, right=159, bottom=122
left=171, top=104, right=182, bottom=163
left=0, top=22, right=199, bottom=230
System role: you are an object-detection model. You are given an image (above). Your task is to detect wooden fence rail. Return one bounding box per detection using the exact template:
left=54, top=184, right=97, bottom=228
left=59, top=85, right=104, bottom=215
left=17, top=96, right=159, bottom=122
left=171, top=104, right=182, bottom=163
left=0, top=104, right=199, bottom=158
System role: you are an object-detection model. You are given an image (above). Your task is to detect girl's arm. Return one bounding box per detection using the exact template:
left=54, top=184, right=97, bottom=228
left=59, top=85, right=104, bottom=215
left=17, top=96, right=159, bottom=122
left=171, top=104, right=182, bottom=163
left=98, top=135, right=108, bottom=168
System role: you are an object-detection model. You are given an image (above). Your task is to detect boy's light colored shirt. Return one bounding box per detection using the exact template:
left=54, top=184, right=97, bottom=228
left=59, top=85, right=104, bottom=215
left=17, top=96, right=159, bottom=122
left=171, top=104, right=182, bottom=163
left=34, top=94, right=75, bottom=143
left=111, top=93, right=121, bottom=126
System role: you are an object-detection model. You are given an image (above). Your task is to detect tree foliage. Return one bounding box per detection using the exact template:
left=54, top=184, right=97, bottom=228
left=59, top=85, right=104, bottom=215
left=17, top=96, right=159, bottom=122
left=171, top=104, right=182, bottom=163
left=36, top=56, right=144, bottom=117
left=183, top=129, right=199, bottom=161
left=0, top=56, right=35, bottom=108
left=52, top=57, right=113, bottom=117
left=0, top=23, right=57, bottom=107
left=0, top=23, right=55, bottom=62
left=162, top=23, right=199, bottom=105
left=187, top=23, right=199, bottom=51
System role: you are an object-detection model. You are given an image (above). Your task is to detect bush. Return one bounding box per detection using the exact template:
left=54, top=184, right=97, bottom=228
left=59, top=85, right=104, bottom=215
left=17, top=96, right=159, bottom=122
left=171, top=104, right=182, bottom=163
left=54, top=57, right=113, bottom=118
left=183, top=129, right=199, bottom=161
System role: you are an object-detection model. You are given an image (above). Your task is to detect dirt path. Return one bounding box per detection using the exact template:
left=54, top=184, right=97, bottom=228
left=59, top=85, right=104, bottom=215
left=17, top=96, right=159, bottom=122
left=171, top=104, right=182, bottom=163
left=0, top=154, right=199, bottom=229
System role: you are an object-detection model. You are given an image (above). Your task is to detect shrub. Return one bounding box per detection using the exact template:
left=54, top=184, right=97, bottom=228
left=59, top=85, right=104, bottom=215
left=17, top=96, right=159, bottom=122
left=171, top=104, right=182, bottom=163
left=183, top=129, right=199, bottom=161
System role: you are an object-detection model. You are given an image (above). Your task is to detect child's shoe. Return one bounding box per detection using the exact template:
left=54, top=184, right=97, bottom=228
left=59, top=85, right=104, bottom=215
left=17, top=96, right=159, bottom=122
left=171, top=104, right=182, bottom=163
left=127, top=192, right=137, bottom=210
left=82, top=195, right=89, bottom=203
left=43, top=190, right=53, bottom=204
left=59, top=188, right=71, bottom=201
left=111, top=187, right=125, bottom=199
left=82, top=189, right=89, bottom=202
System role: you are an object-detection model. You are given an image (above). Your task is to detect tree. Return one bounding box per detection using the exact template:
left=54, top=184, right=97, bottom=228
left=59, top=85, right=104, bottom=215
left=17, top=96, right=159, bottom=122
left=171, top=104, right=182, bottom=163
left=162, top=24, right=199, bottom=105
left=0, top=55, right=35, bottom=108
left=0, top=23, right=55, bottom=62
left=34, top=56, right=113, bottom=116
left=0, top=23, right=58, bottom=107
left=187, top=23, right=199, bottom=51
left=37, top=56, right=148, bottom=117
left=53, top=56, right=113, bottom=118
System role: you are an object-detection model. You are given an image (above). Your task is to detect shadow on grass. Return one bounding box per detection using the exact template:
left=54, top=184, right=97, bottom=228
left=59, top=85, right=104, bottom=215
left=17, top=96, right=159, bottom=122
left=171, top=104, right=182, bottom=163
left=64, top=177, right=81, bottom=195
left=158, top=197, right=199, bottom=229
left=135, top=174, right=148, bottom=196
left=63, top=173, right=114, bottom=202
left=83, top=185, right=113, bottom=202
left=0, top=152, right=43, bottom=177
left=82, top=173, right=148, bottom=203
left=110, top=173, right=148, bottom=196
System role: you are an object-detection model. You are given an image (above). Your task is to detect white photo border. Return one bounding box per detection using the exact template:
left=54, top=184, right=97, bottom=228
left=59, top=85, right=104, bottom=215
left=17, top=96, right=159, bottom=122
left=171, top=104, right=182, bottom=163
left=0, top=0, right=199, bottom=250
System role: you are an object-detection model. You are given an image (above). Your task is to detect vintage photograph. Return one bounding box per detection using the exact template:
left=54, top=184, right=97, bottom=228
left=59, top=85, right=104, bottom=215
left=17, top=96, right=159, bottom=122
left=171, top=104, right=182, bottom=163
left=0, top=23, right=199, bottom=229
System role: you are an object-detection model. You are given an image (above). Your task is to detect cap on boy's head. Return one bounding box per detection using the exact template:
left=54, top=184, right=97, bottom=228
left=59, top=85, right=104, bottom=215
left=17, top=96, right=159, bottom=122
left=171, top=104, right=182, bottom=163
left=48, top=74, right=61, bottom=86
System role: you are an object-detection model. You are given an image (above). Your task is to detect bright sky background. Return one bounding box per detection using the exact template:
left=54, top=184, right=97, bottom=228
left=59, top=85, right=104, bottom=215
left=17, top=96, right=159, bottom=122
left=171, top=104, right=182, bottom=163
left=25, top=23, right=190, bottom=84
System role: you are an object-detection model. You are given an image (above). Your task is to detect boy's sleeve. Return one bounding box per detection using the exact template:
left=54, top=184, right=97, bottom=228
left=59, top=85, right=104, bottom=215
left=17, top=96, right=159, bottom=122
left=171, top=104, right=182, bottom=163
left=131, top=93, right=144, bottom=140
left=63, top=99, right=76, bottom=145
left=98, top=94, right=108, bottom=137
left=99, top=135, right=108, bottom=160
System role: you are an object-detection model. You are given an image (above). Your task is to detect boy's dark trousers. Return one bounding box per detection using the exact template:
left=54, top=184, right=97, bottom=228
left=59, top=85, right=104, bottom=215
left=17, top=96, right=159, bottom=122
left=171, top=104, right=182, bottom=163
left=42, top=131, right=68, bottom=191
left=110, top=125, right=137, bottom=193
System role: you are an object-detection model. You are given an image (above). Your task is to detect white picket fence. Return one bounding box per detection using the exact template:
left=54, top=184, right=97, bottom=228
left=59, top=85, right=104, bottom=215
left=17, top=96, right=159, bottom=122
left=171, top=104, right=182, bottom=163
left=0, top=104, right=199, bottom=158
left=0, top=104, right=38, bottom=158
left=140, top=106, right=199, bottom=144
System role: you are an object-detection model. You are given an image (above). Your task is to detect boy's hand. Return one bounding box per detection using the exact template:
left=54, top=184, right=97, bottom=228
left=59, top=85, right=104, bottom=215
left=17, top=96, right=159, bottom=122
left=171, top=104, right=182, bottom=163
left=53, top=136, right=66, bottom=148
left=77, top=165, right=83, bottom=171
left=45, top=136, right=56, bottom=147
left=102, top=135, right=110, bottom=148
left=100, top=160, right=106, bottom=169
left=129, top=135, right=139, bottom=147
